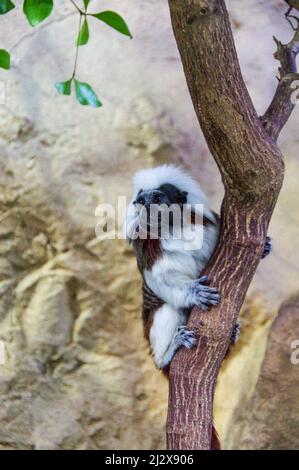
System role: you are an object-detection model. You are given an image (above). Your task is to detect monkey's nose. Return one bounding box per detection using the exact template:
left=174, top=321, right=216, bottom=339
left=151, top=193, right=161, bottom=204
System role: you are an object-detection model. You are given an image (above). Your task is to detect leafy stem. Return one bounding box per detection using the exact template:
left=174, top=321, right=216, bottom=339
left=70, top=0, right=84, bottom=16
left=72, top=10, right=83, bottom=78
left=55, top=0, right=102, bottom=108
left=1, top=0, right=132, bottom=107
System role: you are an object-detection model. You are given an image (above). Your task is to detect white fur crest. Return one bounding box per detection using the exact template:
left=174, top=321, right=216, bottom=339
left=123, top=164, right=217, bottom=239
left=132, top=165, right=216, bottom=223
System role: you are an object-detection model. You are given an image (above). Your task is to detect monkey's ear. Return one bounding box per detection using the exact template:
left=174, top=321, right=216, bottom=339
left=182, top=191, right=188, bottom=199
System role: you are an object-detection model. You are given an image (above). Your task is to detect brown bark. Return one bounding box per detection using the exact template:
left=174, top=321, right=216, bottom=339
left=166, top=0, right=297, bottom=450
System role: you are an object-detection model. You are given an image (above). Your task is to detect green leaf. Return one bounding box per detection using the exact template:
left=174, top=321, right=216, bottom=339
left=23, top=0, right=53, bottom=27
left=82, top=0, right=89, bottom=10
left=0, top=0, right=15, bottom=15
left=91, top=11, right=132, bottom=38
left=0, top=49, right=10, bottom=70
left=77, top=18, right=89, bottom=46
left=74, top=79, right=102, bottom=108
left=55, top=79, right=72, bottom=96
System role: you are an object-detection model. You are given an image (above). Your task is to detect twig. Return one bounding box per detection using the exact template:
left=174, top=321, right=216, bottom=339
left=70, top=0, right=84, bottom=15
left=261, top=17, right=299, bottom=141
left=72, top=12, right=83, bottom=79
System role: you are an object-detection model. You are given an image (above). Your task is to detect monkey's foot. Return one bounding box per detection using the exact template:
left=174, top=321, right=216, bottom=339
left=262, top=236, right=272, bottom=259
left=158, top=326, right=197, bottom=368
left=176, top=326, right=197, bottom=349
left=231, top=321, right=241, bottom=345
left=190, top=276, right=220, bottom=310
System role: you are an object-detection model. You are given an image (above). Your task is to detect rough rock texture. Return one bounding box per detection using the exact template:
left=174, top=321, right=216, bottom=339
left=0, top=0, right=298, bottom=449
left=226, top=293, right=299, bottom=450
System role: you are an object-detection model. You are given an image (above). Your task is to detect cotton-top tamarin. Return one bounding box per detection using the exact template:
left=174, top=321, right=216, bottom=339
left=124, top=165, right=271, bottom=371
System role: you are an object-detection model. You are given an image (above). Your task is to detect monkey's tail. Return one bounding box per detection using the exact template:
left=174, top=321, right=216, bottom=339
left=163, top=367, right=221, bottom=450
left=211, top=424, right=221, bottom=450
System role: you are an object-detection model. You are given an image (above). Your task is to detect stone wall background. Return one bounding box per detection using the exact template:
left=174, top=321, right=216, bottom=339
left=0, top=0, right=298, bottom=449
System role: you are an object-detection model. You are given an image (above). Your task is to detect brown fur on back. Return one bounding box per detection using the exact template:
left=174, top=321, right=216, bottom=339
left=132, top=238, right=162, bottom=271
left=142, top=282, right=164, bottom=340
left=131, top=238, right=164, bottom=342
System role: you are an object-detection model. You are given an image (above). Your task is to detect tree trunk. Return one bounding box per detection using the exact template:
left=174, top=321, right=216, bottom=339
left=166, top=0, right=296, bottom=450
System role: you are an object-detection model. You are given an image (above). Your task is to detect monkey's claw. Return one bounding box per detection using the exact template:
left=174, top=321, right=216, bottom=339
left=177, top=326, right=197, bottom=349
left=190, top=276, right=220, bottom=310
left=262, top=236, right=272, bottom=259
left=231, top=321, right=241, bottom=344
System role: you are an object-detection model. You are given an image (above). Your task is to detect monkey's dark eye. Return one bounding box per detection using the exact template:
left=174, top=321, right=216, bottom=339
left=134, top=189, right=144, bottom=205
left=136, top=194, right=145, bottom=205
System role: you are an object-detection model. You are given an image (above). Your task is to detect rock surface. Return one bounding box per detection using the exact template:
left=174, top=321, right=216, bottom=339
left=226, top=293, right=299, bottom=450
left=0, top=0, right=298, bottom=449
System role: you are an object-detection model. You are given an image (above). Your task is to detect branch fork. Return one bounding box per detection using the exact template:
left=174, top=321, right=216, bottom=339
left=166, top=0, right=291, bottom=450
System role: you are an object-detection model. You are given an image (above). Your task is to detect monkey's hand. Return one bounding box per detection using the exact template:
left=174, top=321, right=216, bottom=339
left=262, top=236, right=272, bottom=259
left=188, top=276, right=220, bottom=311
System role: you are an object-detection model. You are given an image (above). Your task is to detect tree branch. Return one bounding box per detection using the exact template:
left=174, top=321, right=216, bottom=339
left=167, top=0, right=285, bottom=450
left=262, top=25, right=299, bottom=141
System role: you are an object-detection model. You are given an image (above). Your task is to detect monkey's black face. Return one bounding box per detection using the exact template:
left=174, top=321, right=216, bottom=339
left=133, top=184, right=188, bottom=237
left=134, top=184, right=188, bottom=209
